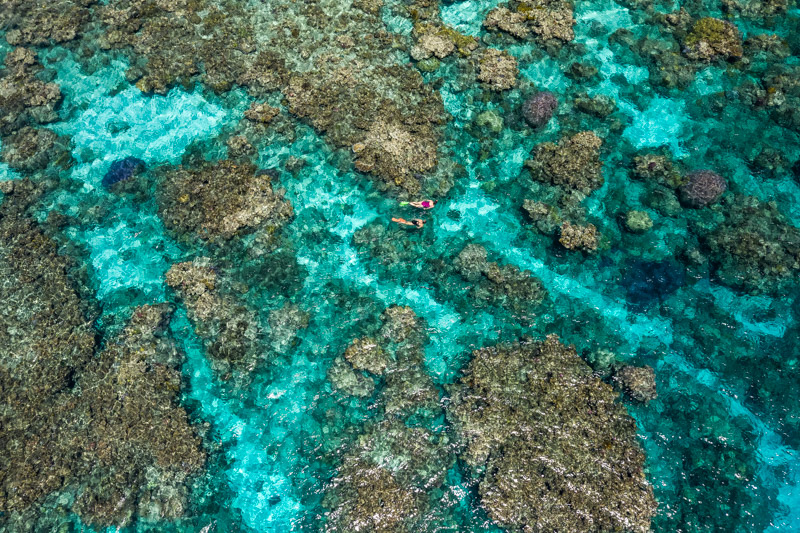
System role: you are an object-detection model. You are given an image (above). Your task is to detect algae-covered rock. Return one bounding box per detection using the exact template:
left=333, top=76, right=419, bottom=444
left=625, top=210, right=654, bottom=233
left=706, top=196, right=800, bottom=295
left=526, top=131, right=604, bottom=195
left=683, top=17, right=743, bottom=61
left=157, top=160, right=293, bottom=246
left=448, top=336, right=657, bottom=532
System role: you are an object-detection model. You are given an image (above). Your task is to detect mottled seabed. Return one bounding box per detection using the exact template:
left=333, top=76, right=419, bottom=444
left=0, top=0, right=799, bottom=531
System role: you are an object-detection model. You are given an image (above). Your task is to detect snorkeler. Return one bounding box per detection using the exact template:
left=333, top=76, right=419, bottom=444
left=392, top=217, right=425, bottom=228
left=400, top=199, right=436, bottom=210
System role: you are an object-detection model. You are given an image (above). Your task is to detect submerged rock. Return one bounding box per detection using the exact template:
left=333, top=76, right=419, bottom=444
left=679, top=170, right=727, bottom=208
left=615, top=365, right=658, bottom=403
left=526, top=131, right=604, bottom=195
left=521, top=91, right=558, bottom=128
left=102, top=156, right=145, bottom=188
left=683, top=17, right=743, bottom=61
left=157, top=159, right=293, bottom=246
left=448, top=336, right=657, bottom=532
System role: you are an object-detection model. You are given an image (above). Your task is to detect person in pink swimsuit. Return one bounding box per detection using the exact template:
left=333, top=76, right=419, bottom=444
left=401, top=200, right=436, bottom=210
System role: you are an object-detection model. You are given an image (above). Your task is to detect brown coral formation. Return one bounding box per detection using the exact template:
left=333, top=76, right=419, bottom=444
left=97, top=0, right=256, bottom=94
left=447, top=336, right=657, bottom=532
left=615, top=365, right=658, bottom=403
left=453, top=243, right=547, bottom=314
left=157, top=160, right=293, bottom=246
left=284, top=67, right=445, bottom=195
left=0, top=126, right=69, bottom=171
left=526, top=131, right=604, bottom=195
left=0, top=190, right=204, bottom=527
left=0, top=47, right=62, bottom=136
left=166, top=259, right=261, bottom=370
left=477, top=48, right=519, bottom=91
left=324, top=307, right=452, bottom=531
left=559, top=220, right=599, bottom=251
left=0, top=0, right=95, bottom=46
left=484, top=0, right=576, bottom=50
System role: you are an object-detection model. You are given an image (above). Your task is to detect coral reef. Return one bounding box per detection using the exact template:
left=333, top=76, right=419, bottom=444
left=682, top=18, right=743, bottom=61
left=0, top=191, right=205, bottom=526
left=97, top=0, right=255, bottom=94
left=284, top=69, right=446, bottom=195
left=447, top=336, right=657, bottom=532
left=268, top=302, right=309, bottom=353
left=0, top=47, right=62, bottom=136
left=157, top=160, right=293, bottom=247
left=484, top=0, right=576, bottom=51
left=631, top=153, right=684, bottom=188
left=0, top=126, right=67, bottom=171
left=614, top=365, right=658, bottom=403
left=453, top=244, right=547, bottom=314
left=521, top=91, right=558, bottom=128
left=243, top=102, right=280, bottom=124
left=166, top=259, right=262, bottom=374
left=679, top=170, right=727, bottom=208
left=559, top=220, right=599, bottom=251
left=477, top=48, right=518, bottom=91
left=705, top=197, right=800, bottom=294
left=344, top=337, right=390, bottom=375
left=0, top=0, right=94, bottom=46
left=574, top=92, right=617, bottom=117
left=526, top=131, right=604, bottom=195
left=323, top=458, right=426, bottom=533
left=624, top=210, right=653, bottom=233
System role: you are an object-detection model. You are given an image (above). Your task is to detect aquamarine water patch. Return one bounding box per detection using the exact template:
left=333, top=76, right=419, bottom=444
left=519, top=54, right=570, bottom=92
left=440, top=0, right=503, bottom=36
left=57, top=85, right=228, bottom=168
left=78, top=214, right=181, bottom=303
left=0, top=140, right=20, bottom=182
left=171, top=310, right=302, bottom=532
left=381, top=0, right=414, bottom=36
left=623, top=97, right=688, bottom=157
left=45, top=53, right=228, bottom=174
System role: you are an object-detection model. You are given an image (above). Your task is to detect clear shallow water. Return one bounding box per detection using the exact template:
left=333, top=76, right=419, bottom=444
left=1, top=0, right=800, bottom=532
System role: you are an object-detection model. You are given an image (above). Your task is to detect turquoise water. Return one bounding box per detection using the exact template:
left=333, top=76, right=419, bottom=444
left=1, top=0, right=800, bottom=531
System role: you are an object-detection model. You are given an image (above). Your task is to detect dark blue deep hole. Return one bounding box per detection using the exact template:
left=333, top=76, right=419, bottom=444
left=622, top=259, right=685, bottom=307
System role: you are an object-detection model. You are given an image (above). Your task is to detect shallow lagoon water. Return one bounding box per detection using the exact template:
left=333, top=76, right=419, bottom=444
left=1, top=0, right=800, bottom=532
